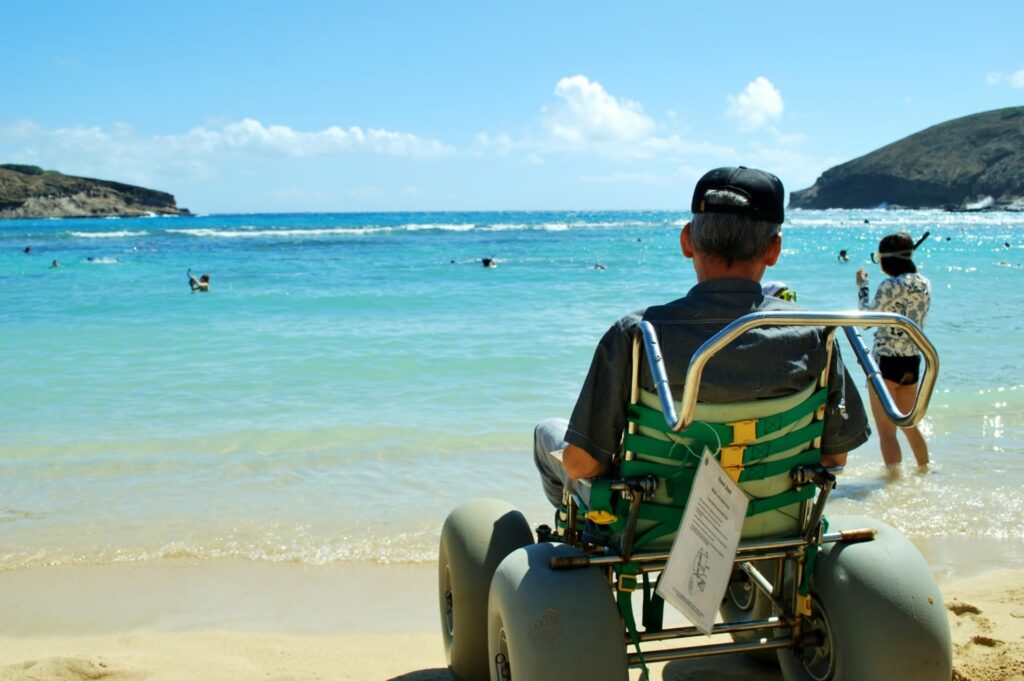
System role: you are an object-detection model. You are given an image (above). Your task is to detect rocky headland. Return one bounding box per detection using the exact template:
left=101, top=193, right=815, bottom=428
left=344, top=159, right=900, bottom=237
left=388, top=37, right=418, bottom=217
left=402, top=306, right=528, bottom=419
left=0, top=164, right=190, bottom=219
left=790, top=107, right=1024, bottom=211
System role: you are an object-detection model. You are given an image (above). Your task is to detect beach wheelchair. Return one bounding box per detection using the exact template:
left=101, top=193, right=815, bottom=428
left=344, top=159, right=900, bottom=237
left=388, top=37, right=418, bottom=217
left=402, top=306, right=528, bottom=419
left=439, top=311, right=951, bottom=681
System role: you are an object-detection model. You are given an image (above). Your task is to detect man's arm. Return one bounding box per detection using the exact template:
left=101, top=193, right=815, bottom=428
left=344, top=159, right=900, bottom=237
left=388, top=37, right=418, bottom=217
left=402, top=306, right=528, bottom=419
left=563, top=316, right=638, bottom=480
left=563, top=443, right=610, bottom=480
left=820, top=452, right=848, bottom=468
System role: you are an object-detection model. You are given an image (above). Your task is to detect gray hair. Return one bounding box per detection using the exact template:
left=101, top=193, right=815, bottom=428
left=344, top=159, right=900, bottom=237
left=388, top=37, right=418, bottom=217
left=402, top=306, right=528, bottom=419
left=690, top=189, right=781, bottom=265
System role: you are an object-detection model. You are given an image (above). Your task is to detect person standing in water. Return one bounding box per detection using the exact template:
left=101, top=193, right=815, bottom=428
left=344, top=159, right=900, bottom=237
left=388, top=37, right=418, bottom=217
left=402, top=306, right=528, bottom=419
left=857, top=231, right=931, bottom=470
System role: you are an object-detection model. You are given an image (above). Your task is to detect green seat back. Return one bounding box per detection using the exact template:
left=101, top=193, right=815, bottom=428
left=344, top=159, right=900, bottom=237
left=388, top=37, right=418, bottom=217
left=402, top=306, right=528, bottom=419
left=591, top=382, right=825, bottom=551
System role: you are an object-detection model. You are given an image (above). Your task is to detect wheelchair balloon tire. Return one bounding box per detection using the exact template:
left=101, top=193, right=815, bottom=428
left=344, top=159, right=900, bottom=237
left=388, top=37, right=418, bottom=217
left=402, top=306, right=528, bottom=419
left=487, top=543, right=628, bottom=681
left=438, top=499, right=533, bottom=681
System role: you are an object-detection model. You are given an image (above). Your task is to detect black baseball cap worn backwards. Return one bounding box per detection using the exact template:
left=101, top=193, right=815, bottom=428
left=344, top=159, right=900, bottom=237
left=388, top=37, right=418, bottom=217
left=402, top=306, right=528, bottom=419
left=691, top=166, right=785, bottom=224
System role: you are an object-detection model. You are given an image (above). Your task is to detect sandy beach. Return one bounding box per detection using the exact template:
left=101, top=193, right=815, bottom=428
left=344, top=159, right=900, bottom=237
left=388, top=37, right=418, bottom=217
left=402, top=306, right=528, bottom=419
left=0, top=560, right=1020, bottom=681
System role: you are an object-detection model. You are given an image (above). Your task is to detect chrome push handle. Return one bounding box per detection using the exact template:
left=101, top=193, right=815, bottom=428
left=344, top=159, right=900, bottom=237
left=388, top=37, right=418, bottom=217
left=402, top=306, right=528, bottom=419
left=639, top=311, right=939, bottom=432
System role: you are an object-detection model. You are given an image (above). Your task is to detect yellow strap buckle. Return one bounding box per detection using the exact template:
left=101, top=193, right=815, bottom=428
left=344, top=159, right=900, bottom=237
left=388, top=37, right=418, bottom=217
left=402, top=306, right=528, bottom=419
left=585, top=510, right=618, bottom=525
left=720, top=445, right=745, bottom=482
left=729, top=418, right=758, bottom=443
left=798, top=593, right=813, bottom=616
left=618, top=574, right=638, bottom=592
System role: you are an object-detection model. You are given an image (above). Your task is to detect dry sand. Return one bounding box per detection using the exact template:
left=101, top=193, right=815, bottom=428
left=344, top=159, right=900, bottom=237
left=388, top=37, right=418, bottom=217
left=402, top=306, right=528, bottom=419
left=0, top=561, right=1020, bottom=681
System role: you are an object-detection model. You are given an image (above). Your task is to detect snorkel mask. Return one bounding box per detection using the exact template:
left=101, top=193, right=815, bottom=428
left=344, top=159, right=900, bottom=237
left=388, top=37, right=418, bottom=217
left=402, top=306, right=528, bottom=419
left=870, top=231, right=930, bottom=264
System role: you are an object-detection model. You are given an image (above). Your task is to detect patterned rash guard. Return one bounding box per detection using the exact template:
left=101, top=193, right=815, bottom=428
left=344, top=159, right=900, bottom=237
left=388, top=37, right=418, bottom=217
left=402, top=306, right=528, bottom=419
left=858, top=272, right=931, bottom=358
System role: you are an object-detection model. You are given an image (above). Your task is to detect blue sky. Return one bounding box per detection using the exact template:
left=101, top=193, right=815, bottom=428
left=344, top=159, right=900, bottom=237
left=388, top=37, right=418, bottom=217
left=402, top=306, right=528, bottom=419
left=2, top=1, right=1022, bottom=213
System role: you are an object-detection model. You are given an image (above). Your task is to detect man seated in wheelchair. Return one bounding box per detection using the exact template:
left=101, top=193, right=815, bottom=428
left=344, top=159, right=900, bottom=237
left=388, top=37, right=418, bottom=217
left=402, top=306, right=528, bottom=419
left=533, top=166, right=871, bottom=545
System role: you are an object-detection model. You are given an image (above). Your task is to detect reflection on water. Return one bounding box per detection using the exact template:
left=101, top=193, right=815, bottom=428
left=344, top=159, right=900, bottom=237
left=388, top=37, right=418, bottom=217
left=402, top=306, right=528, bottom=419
left=2, top=209, right=1024, bottom=570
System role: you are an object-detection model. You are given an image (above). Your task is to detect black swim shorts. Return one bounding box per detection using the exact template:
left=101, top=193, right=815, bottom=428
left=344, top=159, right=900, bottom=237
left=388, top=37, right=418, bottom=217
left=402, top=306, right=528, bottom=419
left=878, top=354, right=921, bottom=386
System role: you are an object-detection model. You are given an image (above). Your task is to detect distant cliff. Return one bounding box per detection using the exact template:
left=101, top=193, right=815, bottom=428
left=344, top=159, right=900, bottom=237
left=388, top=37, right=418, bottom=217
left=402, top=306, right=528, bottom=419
left=0, top=165, right=190, bottom=219
left=790, top=107, right=1024, bottom=210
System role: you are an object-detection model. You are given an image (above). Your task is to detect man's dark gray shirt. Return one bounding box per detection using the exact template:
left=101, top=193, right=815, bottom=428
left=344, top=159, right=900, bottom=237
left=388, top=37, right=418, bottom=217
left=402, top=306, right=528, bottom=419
left=565, top=279, right=870, bottom=466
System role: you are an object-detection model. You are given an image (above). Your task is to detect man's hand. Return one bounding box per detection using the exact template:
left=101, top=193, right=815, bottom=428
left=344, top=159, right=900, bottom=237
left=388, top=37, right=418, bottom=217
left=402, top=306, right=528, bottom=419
left=563, top=443, right=608, bottom=480
left=856, top=268, right=869, bottom=287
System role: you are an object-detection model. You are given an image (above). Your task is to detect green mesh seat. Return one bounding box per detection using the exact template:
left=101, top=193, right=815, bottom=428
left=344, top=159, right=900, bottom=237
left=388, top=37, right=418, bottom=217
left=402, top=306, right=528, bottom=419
left=579, top=380, right=828, bottom=552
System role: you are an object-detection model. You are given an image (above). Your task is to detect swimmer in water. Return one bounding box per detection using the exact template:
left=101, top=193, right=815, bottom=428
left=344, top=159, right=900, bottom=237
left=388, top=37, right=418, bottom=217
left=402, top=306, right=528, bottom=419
left=482, top=257, right=497, bottom=268
left=23, top=246, right=31, bottom=254
left=593, top=262, right=606, bottom=270
left=50, top=259, right=59, bottom=268
left=838, top=249, right=849, bottom=262
left=188, top=268, right=210, bottom=292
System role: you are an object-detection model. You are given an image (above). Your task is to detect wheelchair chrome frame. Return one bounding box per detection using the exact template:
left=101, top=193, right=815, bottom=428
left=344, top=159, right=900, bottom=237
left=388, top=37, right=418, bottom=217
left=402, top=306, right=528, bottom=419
left=548, top=310, right=939, bottom=668
left=640, top=310, right=939, bottom=432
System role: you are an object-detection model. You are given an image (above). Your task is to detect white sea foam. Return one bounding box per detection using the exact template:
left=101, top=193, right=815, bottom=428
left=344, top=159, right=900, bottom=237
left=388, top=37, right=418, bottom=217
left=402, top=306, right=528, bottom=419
left=401, top=223, right=475, bottom=232
left=162, top=219, right=655, bottom=239
left=965, top=196, right=995, bottom=210
left=479, top=220, right=643, bottom=232
left=69, top=230, right=148, bottom=238
left=167, top=227, right=380, bottom=238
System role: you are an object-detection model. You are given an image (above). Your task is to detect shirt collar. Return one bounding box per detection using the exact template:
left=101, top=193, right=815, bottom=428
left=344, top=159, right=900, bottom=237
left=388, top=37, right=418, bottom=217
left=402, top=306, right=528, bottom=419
left=687, top=278, right=763, bottom=296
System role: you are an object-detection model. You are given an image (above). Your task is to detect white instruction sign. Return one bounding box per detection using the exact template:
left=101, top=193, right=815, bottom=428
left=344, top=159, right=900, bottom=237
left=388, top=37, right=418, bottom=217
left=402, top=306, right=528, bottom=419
left=656, top=449, right=749, bottom=635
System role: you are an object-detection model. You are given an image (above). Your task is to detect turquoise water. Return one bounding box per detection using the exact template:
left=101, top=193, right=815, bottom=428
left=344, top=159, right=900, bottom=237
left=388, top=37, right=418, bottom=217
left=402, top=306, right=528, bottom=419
left=2, top=210, right=1022, bottom=570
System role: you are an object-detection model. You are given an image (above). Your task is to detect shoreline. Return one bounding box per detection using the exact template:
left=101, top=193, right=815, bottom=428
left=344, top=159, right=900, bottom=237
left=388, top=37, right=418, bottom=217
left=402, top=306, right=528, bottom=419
left=1, top=559, right=1021, bottom=680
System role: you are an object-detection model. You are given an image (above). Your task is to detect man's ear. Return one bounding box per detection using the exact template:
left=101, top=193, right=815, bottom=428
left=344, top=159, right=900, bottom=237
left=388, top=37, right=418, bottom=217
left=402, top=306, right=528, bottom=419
left=680, top=222, right=695, bottom=259
left=764, top=232, right=782, bottom=266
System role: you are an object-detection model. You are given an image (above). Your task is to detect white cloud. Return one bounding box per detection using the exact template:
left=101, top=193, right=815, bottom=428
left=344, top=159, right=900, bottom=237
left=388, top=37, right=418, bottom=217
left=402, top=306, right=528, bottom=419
left=525, top=75, right=741, bottom=162
left=986, top=69, right=1024, bottom=88
left=541, top=75, right=656, bottom=145
left=163, top=118, right=454, bottom=158
left=726, top=77, right=784, bottom=131
left=472, top=131, right=515, bottom=156
left=0, top=117, right=456, bottom=193
left=0, top=118, right=454, bottom=183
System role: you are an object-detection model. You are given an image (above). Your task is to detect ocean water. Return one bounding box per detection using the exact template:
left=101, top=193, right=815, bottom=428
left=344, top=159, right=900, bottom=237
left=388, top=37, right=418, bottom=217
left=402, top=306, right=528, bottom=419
left=1, top=210, right=1022, bottom=574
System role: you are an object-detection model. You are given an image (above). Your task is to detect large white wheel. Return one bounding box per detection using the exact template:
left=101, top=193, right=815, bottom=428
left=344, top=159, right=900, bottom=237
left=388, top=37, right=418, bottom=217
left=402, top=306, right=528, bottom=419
left=777, top=515, right=952, bottom=681
left=439, top=499, right=534, bottom=681
left=487, top=543, right=628, bottom=681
